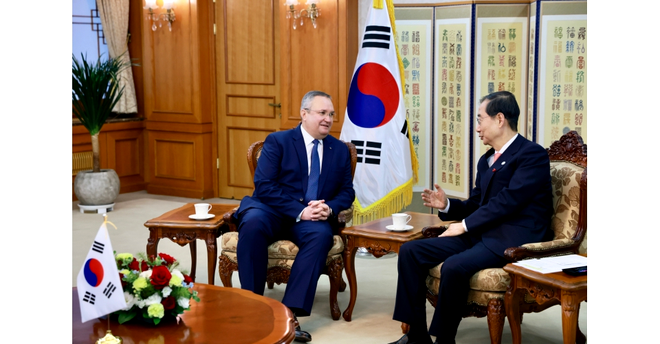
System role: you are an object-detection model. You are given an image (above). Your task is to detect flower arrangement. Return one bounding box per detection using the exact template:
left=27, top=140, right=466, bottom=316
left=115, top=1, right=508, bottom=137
left=114, top=252, right=200, bottom=325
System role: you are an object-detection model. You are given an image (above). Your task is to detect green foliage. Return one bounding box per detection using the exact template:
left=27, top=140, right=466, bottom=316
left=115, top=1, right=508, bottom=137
left=72, top=53, right=130, bottom=136
left=117, top=310, right=137, bottom=324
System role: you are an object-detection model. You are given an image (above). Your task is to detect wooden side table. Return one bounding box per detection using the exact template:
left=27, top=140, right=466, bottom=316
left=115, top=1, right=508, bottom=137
left=340, top=212, right=447, bottom=321
left=503, top=263, right=587, bottom=344
left=73, top=284, right=296, bottom=344
left=144, top=203, right=238, bottom=285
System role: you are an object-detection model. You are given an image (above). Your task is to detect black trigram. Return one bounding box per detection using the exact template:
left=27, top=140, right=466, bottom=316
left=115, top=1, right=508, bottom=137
left=103, top=282, right=117, bottom=298
left=362, top=25, right=391, bottom=49
left=352, top=140, right=382, bottom=165
left=401, top=121, right=410, bottom=139
left=92, top=240, right=105, bottom=254
left=83, top=291, right=96, bottom=305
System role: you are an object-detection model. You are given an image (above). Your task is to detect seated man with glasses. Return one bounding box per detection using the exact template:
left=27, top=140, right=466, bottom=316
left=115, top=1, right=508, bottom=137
left=233, top=90, right=355, bottom=342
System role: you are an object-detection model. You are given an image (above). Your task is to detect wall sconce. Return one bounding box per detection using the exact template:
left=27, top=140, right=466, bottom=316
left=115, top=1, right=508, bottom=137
left=144, top=0, right=176, bottom=32
left=285, top=0, right=321, bottom=30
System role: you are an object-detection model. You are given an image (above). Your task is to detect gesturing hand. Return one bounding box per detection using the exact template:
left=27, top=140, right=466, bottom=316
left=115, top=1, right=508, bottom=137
left=421, top=183, right=449, bottom=210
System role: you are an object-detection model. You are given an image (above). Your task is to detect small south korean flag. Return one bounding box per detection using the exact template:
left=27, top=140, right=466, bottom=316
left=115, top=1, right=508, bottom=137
left=76, top=221, right=126, bottom=323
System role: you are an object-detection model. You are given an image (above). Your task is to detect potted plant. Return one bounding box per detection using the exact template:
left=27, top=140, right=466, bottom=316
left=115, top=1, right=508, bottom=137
left=72, top=53, right=129, bottom=206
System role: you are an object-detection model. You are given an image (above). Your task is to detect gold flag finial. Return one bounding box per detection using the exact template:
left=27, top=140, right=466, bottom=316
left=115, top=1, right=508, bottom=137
left=96, top=330, right=122, bottom=344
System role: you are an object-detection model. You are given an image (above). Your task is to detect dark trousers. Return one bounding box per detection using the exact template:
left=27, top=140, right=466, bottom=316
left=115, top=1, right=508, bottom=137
left=392, top=235, right=508, bottom=343
left=236, top=206, right=333, bottom=316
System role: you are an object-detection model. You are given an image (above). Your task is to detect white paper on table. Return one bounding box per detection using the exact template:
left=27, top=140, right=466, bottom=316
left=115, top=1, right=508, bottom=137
left=513, top=254, right=587, bottom=274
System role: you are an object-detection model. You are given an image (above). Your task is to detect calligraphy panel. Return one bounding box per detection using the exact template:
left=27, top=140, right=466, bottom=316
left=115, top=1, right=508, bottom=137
left=434, top=19, right=471, bottom=199
left=538, top=15, right=587, bottom=146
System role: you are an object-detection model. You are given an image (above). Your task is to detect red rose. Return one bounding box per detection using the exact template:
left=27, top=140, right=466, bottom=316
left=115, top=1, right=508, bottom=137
left=128, top=258, right=149, bottom=272
left=183, top=274, right=193, bottom=284
left=150, top=265, right=172, bottom=289
left=158, top=253, right=176, bottom=265
left=161, top=296, right=176, bottom=310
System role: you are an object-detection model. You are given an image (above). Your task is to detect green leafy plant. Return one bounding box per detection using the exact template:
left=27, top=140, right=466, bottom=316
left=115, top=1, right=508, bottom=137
left=72, top=53, right=130, bottom=172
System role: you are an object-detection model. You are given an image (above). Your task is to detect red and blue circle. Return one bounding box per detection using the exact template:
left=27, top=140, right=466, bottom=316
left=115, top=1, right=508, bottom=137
left=347, top=62, right=400, bottom=128
left=83, top=258, right=104, bottom=287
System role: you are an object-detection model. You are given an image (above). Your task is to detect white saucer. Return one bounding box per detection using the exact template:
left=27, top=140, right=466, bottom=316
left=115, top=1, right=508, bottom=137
left=189, top=214, right=216, bottom=220
left=386, top=225, right=413, bottom=232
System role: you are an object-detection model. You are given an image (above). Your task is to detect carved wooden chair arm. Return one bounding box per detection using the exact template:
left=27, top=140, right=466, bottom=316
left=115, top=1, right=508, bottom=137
left=503, top=238, right=581, bottom=262
left=222, top=206, right=240, bottom=232
left=337, top=205, right=354, bottom=228
left=421, top=221, right=459, bottom=238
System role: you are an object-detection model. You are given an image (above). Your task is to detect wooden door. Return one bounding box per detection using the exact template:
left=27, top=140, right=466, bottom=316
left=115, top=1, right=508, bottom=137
left=216, top=0, right=281, bottom=199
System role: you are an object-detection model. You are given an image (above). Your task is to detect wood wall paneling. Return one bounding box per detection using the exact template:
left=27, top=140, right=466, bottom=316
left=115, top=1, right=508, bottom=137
left=216, top=0, right=281, bottom=200
left=225, top=0, right=276, bottom=85
left=279, top=0, right=358, bottom=135
left=141, top=0, right=216, bottom=199
left=226, top=128, right=275, bottom=189
left=146, top=130, right=214, bottom=199
left=72, top=121, right=147, bottom=201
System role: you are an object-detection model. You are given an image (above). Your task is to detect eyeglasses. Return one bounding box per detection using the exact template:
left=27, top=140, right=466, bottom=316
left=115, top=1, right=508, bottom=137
left=305, top=108, right=335, bottom=118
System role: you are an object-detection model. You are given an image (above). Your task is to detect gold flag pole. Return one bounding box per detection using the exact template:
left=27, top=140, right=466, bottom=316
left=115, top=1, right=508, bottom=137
left=96, top=214, right=122, bottom=344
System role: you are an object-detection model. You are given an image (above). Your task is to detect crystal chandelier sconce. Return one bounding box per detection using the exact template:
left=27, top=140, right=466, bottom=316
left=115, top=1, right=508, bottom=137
left=144, top=0, right=176, bottom=32
left=285, top=0, right=321, bottom=30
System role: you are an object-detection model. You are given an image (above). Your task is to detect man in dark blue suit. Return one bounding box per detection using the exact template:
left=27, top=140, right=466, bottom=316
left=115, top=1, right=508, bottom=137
left=234, top=90, right=355, bottom=342
left=388, top=91, right=553, bottom=344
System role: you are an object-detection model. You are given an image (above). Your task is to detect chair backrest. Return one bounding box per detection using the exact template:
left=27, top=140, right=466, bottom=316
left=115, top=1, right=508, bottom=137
left=546, top=131, right=587, bottom=254
left=246, top=140, right=358, bottom=180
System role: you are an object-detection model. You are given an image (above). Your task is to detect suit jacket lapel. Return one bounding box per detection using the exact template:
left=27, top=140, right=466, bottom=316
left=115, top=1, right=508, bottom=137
left=292, top=126, right=309, bottom=194
left=479, top=135, right=525, bottom=204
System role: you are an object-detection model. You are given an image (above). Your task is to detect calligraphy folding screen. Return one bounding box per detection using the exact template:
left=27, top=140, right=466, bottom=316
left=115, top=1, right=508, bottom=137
left=393, top=1, right=587, bottom=201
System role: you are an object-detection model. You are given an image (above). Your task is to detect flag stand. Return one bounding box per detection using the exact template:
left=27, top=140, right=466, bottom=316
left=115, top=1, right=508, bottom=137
left=96, top=317, right=122, bottom=344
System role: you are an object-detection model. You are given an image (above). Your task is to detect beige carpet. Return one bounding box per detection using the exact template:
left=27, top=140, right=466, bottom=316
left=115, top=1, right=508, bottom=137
left=72, top=191, right=587, bottom=343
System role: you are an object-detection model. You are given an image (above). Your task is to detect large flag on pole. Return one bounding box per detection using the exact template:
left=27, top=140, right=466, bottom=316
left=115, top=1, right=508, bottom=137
left=76, top=219, right=126, bottom=322
left=340, top=0, right=418, bottom=225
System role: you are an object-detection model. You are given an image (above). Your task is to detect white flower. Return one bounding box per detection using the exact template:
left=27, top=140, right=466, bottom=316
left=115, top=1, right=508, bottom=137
left=122, top=291, right=136, bottom=311
left=144, top=293, right=162, bottom=306
left=162, top=286, right=172, bottom=297
left=136, top=299, right=147, bottom=309
left=177, top=297, right=190, bottom=309
left=139, top=270, right=152, bottom=279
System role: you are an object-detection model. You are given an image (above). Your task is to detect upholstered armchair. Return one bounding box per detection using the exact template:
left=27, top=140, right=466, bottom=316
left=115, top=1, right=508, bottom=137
left=410, top=131, right=587, bottom=344
left=218, top=140, right=358, bottom=320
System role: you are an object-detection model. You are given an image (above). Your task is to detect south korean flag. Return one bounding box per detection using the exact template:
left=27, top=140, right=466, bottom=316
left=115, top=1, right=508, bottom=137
left=76, top=221, right=126, bottom=323
left=340, top=1, right=414, bottom=224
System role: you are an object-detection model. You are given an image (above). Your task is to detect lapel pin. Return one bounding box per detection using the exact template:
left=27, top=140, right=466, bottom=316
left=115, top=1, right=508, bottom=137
left=492, top=168, right=496, bottom=172
left=501, top=161, right=505, bottom=165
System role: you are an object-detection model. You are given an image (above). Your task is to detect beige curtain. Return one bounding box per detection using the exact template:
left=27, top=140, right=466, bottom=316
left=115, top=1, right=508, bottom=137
left=97, top=0, right=138, bottom=114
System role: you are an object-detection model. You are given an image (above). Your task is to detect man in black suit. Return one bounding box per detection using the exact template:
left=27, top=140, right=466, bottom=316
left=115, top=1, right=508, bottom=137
left=234, top=90, right=355, bottom=342
left=388, top=91, right=553, bottom=344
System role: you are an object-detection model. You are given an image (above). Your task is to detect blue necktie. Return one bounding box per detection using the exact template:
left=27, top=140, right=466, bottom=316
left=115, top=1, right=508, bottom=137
left=305, top=139, right=320, bottom=203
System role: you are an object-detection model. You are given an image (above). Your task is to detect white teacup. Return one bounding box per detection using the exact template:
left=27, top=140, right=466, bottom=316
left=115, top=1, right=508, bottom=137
left=194, top=203, right=212, bottom=216
left=392, top=213, right=412, bottom=230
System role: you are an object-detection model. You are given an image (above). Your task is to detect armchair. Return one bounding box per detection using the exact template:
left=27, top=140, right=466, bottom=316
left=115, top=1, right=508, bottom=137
left=407, top=131, right=587, bottom=344
left=218, top=140, right=358, bottom=320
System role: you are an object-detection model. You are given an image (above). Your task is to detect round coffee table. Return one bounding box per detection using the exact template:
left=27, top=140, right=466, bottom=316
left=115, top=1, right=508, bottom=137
left=72, top=284, right=295, bottom=344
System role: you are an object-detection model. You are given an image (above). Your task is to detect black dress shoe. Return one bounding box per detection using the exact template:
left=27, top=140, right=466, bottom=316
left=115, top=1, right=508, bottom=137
left=292, top=314, right=312, bottom=343
left=387, top=334, right=433, bottom=344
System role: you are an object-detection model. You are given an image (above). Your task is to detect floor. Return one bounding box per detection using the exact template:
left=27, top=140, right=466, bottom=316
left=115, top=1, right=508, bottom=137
left=72, top=190, right=587, bottom=343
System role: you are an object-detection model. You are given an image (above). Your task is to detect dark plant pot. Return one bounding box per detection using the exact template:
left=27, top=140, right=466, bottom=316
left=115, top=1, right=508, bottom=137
left=74, top=169, right=120, bottom=205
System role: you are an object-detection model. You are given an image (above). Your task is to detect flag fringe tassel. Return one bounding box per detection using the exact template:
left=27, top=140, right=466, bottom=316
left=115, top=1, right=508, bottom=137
left=351, top=178, right=414, bottom=225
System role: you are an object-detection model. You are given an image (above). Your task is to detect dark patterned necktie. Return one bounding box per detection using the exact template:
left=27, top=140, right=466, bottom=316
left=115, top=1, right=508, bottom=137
left=305, top=139, right=320, bottom=203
